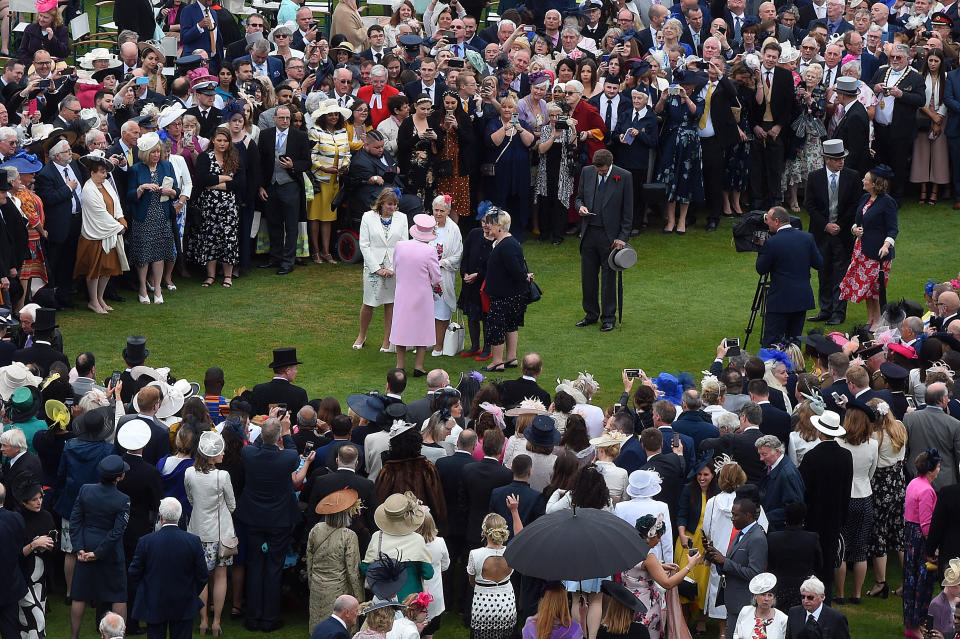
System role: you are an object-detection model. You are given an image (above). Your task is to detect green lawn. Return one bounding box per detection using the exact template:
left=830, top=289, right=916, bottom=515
left=37, top=201, right=955, bottom=637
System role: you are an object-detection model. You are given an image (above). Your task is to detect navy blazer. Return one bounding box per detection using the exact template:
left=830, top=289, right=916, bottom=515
left=236, top=54, right=286, bottom=86
left=235, top=435, right=300, bottom=529
left=311, top=616, right=351, bottom=639
left=0, top=508, right=27, bottom=605
left=945, top=67, right=960, bottom=138
left=402, top=78, right=448, bottom=105
left=490, top=479, right=546, bottom=539
left=760, top=455, right=805, bottom=532
left=70, top=482, right=130, bottom=564
left=179, top=2, right=224, bottom=58
left=612, top=107, right=658, bottom=170
left=126, top=161, right=180, bottom=223
left=615, top=435, right=647, bottom=473
left=786, top=603, right=850, bottom=639
left=756, top=226, right=823, bottom=313
left=758, top=402, right=792, bottom=453
left=129, top=525, right=209, bottom=623
left=35, top=159, right=84, bottom=244
left=853, top=192, right=898, bottom=261
left=672, top=410, right=719, bottom=452
left=859, top=50, right=880, bottom=82
left=658, top=426, right=694, bottom=471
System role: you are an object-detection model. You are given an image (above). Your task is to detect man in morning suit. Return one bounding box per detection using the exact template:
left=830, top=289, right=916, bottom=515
left=707, top=496, right=767, bottom=635
left=798, top=411, right=852, bottom=602
left=755, top=207, right=823, bottom=347
left=805, top=138, right=861, bottom=326
left=235, top=413, right=301, bottom=632
left=116, top=386, right=172, bottom=465
left=128, top=498, right=208, bottom=639
left=435, top=430, right=478, bottom=617
left=944, top=63, right=960, bottom=210
left=0, top=429, right=41, bottom=509
left=786, top=576, right=851, bottom=639
left=904, top=382, right=960, bottom=490
left=499, top=353, right=551, bottom=409
left=310, top=595, right=359, bottom=639
left=698, top=56, right=742, bottom=231
left=0, top=484, right=26, bottom=639
left=755, top=435, right=805, bottom=532
left=870, top=42, right=925, bottom=199
left=574, top=149, right=633, bottom=333
left=700, top=402, right=766, bottom=484
left=11, top=308, right=67, bottom=377
left=614, top=412, right=646, bottom=474
left=747, top=380, right=792, bottom=448
left=250, top=347, right=309, bottom=417
left=179, top=0, right=225, bottom=73
left=751, top=41, right=795, bottom=209
left=257, top=105, right=311, bottom=274
left=35, top=139, right=84, bottom=309
left=461, top=430, right=512, bottom=547
left=613, top=86, right=658, bottom=235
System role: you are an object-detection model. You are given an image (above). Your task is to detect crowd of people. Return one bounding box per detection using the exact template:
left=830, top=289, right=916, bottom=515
left=2, top=272, right=960, bottom=639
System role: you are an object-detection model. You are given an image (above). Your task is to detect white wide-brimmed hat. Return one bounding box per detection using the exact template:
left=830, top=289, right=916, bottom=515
left=626, top=469, right=662, bottom=498
left=157, top=104, right=187, bottom=129
left=79, top=47, right=122, bottom=70
left=0, top=362, right=42, bottom=401
left=311, top=99, right=352, bottom=124
left=811, top=410, right=845, bottom=437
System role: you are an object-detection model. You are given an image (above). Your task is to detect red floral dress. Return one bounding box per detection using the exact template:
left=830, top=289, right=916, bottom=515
left=839, top=197, right=891, bottom=304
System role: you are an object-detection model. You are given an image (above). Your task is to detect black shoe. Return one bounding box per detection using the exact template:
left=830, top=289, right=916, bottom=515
left=258, top=261, right=279, bottom=269
left=826, top=316, right=845, bottom=326
left=244, top=621, right=261, bottom=632
left=276, top=266, right=293, bottom=275
left=413, top=369, right=427, bottom=377
left=600, top=322, right=615, bottom=332
left=849, top=597, right=861, bottom=605
left=552, top=238, right=563, bottom=245
left=575, top=318, right=598, bottom=327
left=834, top=598, right=845, bottom=605
left=807, top=312, right=830, bottom=322
left=706, top=222, right=718, bottom=232
left=261, top=620, right=285, bottom=633
left=104, top=291, right=125, bottom=302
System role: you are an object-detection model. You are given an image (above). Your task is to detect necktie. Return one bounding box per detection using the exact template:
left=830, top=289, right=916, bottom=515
left=699, top=81, right=714, bottom=129
left=828, top=20, right=836, bottom=34
left=375, top=52, right=381, bottom=63
left=604, top=99, right=613, bottom=134
left=734, top=16, right=742, bottom=41
left=426, top=86, right=432, bottom=100
left=633, top=111, right=641, bottom=127
left=63, top=167, right=80, bottom=212
left=733, top=530, right=744, bottom=546
left=693, top=32, right=700, bottom=49
left=830, top=172, right=838, bottom=196
left=807, top=614, right=817, bottom=625
left=454, top=44, right=461, bottom=57
left=765, top=71, right=771, bottom=88
left=25, top=335, right=32, bottom=347
left=206, top=7, right=217, bottom=55
left=598, top=175, right=606, bottom=191
left=824, top=68, right=832, bottom=87
left=126, top=148, right=134, bottom=166
left=339, top=95, right=346, bottom=107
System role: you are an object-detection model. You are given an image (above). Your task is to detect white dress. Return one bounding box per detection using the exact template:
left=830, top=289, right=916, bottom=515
left=423, top=536, right=450, bottom=621
left=787, top=432, right=820, bottom=466
left=596, top=460, right=628, bottom=504
left=467, top=546, right=516, bottom=639
left=702, top=492, right=770, bottom=620
left=430, top=221, right=463, bottom=321
left=359, top=210, right=409, bottom=307
left=732, top=606, right=788, bottom=639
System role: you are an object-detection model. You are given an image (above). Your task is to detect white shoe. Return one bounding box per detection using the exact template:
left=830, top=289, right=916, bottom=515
left=146, top=282, right=154, bottom=292
left=166, top=283, right=177, bottom=291
left=153, top=293, right=164, bottom=304
left=139, top=294, right=150, bottom=304
left=380, top=344, right=396, bottom=353
left=431, top=350, right=443, bottom=357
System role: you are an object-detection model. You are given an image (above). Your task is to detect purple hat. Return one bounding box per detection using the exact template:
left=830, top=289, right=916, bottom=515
left=410, top=213, right=437, bottom=242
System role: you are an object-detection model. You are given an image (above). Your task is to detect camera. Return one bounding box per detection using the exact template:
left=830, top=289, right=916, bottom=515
left=555, top=115, right=569, bottom=130
left=922, top=30, right=934, bottom=38
left=37, top=79, right=51, bottom=91
left=448, top=58, right=464, bottom=68
left=882, top=87, right=892, bottom=96
left=623, top=368, right=642, bottom=379
left=668, top=85, right=682, bottom=96
left=304, top=441, right=315, bottom=453
left=63, top=66, right=75, bottom=75
left=696, top=60, right=710, bottom=70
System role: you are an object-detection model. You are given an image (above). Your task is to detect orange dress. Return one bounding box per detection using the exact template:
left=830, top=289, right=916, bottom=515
left=74, top=185, right=127, bottom=279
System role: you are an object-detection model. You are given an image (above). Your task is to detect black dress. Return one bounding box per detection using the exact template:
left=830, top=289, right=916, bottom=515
left=596, top=622, right=651, bottom=639
left=18, top=506, right=55, bottom=639
left=458, top=227, right=493, bottom=321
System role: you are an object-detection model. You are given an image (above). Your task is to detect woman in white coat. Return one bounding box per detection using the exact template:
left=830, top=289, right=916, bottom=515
left=354, top=187, right=409, bottom=351
left=74, top=151, right=128, bottom=314
left=184, top=431, right=236, bottom=637
left=428, top=195, right=463, bottom=357
left=732, top=573, right=788, bottom=639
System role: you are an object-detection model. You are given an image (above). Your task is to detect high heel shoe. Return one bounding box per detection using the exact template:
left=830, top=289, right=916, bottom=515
left=868, top=581, right=889, bottom=599
left=153, top=293, right=164, bottom=304
left=352, top=339, right=366, bottom=350
left=211, top=624, right=222, bottom=637
left=138, top=293, right=150, bottom=304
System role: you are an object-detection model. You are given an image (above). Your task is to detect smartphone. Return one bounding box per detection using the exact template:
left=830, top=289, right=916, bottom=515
left=687, top=539, right=696, bottom=556
left=63, top=66, right=75, bottom=75
left=717, top=25, right=726, bottom=33
left=831, top=391, right=846, bottom=405
left=110, top=370, right=122, bottom=387
left=623, top=368, right=641, bottom=379
left=696, top=60, right=710, bottom=70
left=424, top=128, right=435, bottom=136
left=37, top=79, right=51, bottom=90
left=906, top=396, right=917, bottom=409
left=448, top=58, right=464, bottom=68
left=441, top=29, right=456, bottom=40
left=668, top=85, right=682, bottom=96
left=924, top=615, right=935, bottom=633
left=602, top=54, right=611, bottom=63
left=136, top=76, right=150, bottom=85
left=304, top=441, right=315, bottom=453
left=725, top=337, right=740, bottom=356
left=279, top=154, right=291, bottom=163
left=524, top=25, right=534, bottom=33
left=672, top=433, right=680, bottom=447
left=613, top=403, right=622, bottom=413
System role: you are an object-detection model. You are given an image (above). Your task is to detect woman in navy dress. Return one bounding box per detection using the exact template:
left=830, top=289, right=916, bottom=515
left=839, top=165, right=899, bottom=331
left=653, top=71, right=706, bottom=234
left=458, top=209, right=495, bottom=359
left=484, top=96, right=537, bottom=243
left=724, top=62, right=755, bottom=216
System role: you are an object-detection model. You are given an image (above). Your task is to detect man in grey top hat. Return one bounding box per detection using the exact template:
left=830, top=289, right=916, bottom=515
left=830, top=76, right=871, bottom=174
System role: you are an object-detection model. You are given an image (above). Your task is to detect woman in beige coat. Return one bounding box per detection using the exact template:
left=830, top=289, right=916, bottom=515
left=306, top=488, right=364, bottom=632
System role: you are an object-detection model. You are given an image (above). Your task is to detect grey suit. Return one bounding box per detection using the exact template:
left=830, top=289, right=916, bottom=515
left=904, top=406, right=960, bottom=489
left=574, top=164, right=634, bottom=325
left=722, top=522, right=768, bottom=632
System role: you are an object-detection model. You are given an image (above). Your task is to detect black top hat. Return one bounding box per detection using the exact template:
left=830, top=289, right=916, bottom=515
left=268, top=347, right=302, bottom=369
left=123, top=335, right=149, bottom=365
left=31, top=307, right=58, bottom=333
left=525, top=414, right=561, bottom=447
left=601, top=579, right=648, bottom=614
left=98, top=454, right=130, bottom=480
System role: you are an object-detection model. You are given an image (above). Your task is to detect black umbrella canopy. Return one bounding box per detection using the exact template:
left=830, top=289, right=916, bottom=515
left=503, top=507, right=650, bottom=581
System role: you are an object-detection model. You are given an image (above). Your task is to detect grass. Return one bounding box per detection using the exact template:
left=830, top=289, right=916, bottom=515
left=38, top=200, right=955, bottom=638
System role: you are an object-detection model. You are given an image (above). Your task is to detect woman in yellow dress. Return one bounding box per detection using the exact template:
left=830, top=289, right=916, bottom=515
left=309, top=99, right=352, bottom=264
left=675, top=459, right=719, bottom=635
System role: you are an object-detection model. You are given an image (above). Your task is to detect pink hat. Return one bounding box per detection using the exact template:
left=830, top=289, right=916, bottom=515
left=888, top=343, right=918, bottom=359
left=36, top=0, right=56, bottom=12
left=410, top=213, right=437, bottom=242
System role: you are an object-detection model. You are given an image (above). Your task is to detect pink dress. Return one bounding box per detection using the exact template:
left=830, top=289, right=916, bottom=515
left=389, top=239, right=441, bottom=347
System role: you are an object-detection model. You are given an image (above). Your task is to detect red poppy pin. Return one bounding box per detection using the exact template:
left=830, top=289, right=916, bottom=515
left=613, top=174, right=621, bottom=182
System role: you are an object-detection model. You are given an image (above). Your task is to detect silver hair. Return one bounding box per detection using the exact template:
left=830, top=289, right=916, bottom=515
left=800, top=576, right=826, bottom=596
left=261, top=417, right=281, bottom=445
left=867, top=24, right=884, bottom=34
left=4, top=165, right=18, bottom=182
left=498, top=19, right=516, bottom=32
left=565, top=79, right=584, bottom=93
left=893, top=42, right=910, bottom=57
left=544, top=9, right=561, bottom=18
left=840, top=59, right=860, bottom=76
left=904, top=316, right=924, bottom=334
left=158, top=497, right=182, bottom=523
left=85, top=129, right=104, bottom=148
left=0, top=126, right=17, bottom=142
left=781, top=4, right=799, bottom=17
left=802, top=35, right=819, bottom=47
left=251, top=38, right=271, bottom=54
left=303, top=91, right=325, bottom=115
left=432, top=194, right=452, bottom=210
left=561, top=25, right=580, bottom=37
left=121, top=119, right=140, bottom=134
left=370, top=64, right=388, bottom=78
left=50, top=139, right=71, bottom=156
left=0, top=428, right=27, bottom=452
left=717, top=412, right=739, bottom=434
left=755, top=434, right=784, bottom=453
left=335, top=67, right=353, bottom=81
left=546, top=102, right=563, bottom=113
left=664, top=18, right=684, bottom=34
left=99, top=612, right=126, bottom=639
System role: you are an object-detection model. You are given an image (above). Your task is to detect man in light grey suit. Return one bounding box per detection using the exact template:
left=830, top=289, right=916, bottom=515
left=707, top=495, right=768, bottom=633
left=573, top=149, right=633, bottom=333
left=904, top=382, right=960, bottom=490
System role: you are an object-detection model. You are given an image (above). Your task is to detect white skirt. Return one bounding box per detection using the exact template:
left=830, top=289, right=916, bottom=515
left=434, top=294, right=453, bottom=321
left=363, top=268, right=398, bottom=307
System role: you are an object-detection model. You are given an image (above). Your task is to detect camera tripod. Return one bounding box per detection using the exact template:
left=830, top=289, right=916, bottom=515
left=744, top=274, right=770, bottom=349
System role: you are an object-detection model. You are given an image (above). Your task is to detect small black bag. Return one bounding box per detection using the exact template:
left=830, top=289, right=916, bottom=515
left=917, top=111, right=931, bottom=132
left=436, top=159, right=454, bottom=178
left=522, top=257, right=541, bottom=304
left=677, top=577, right=699, bottom=601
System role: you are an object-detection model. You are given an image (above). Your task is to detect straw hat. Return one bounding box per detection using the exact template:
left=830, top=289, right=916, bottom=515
left=942, top=558, right=960, bottom=587
left=315, top=487, right=360, bottom=515
left=374, top=492, right=425, bottom=535
left=504, top=397, right=549, bottom=417
left=590, top=430, right=629, bottom=448
left=311, top=99, right=351, bottom=124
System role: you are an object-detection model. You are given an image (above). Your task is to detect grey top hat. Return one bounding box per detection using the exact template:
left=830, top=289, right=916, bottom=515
left=834, top=76, right=860, bottom=96
left=608, top=245, right=638, bottom=272
left=821, top=138, right=849, bottom=158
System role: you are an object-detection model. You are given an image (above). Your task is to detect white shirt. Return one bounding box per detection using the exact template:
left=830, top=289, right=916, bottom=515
left=698, top=80, right=716, bottom=137
left=875, top=67, right=905, bottom=125
left=599, top=94, right=620, bottom=131
left=56, top=162, right=82, bottom=214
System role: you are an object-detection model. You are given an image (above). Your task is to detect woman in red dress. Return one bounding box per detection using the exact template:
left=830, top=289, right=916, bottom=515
left=839, top=164, right=899, bottom=331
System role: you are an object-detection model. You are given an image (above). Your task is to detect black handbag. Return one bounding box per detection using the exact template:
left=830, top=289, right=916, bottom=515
left=436, top=159, right=454, bottom=178
left=917, top=111, right=931, bottom=132
left=521, top=257, right=541, bottom=304
left=677, top=577, right=699, bottom=601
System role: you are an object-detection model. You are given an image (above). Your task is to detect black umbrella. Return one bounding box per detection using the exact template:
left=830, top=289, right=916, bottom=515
left=503, top=507, right=649, bottom=581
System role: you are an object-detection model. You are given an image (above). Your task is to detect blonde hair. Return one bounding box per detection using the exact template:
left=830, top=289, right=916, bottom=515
left=868, top=398, right=907, bottom=452
left=481, top=513, right=509, bottom=545
left=601, top=597, right=634, bottom=635
left=417, top=510, right=438, bottom=543
left=137, top=141, right=162, bottom=163
left=359, top=603, right=395, bottom=632
left=718, top=462, right=747, bottom=492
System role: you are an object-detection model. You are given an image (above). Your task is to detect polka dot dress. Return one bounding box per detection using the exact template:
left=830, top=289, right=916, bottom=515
left=467, top=547, right=516, bottom=639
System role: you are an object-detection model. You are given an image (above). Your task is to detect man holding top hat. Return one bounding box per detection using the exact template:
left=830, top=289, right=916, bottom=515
left=804, top=139, right=861, bottom=327
left=250, top=347, right=309, bottom=417
left=11, top=307, right=67, bottom=377
left=573, top=149, right=634, bottom=333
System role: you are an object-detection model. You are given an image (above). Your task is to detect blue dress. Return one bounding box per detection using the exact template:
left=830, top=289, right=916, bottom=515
left=69, top=482, right=130, bottom=603
left=484, top=119, right=534, bottom=242
left=654, top=94, right=705, bottom=203
left=724, top=83, right=753, bottom=192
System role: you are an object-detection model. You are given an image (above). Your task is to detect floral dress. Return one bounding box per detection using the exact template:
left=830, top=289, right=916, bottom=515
left=782, top=85, right=826, bottom=189
left=621, top=552, right=665, bottom=639
left=130, top=168, right=177, bottom=266
left=839, top=197, right=892, bottom=303
left=13, top=187, right=46, bottom=283
left=654, top=94, right=705, bottom=203
left=186, top=151, right=241, bottom=265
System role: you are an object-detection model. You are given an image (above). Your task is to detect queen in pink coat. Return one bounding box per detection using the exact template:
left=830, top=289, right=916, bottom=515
left=390, top=213, right=442, bottom=376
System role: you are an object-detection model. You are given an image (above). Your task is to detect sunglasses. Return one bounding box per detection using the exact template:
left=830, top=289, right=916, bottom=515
left=801, top=594, right=819, bottom=600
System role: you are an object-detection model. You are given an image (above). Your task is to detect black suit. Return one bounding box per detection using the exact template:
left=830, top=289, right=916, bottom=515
left=184, top=106, right=223, bottom=140
left=798, top=440, right=852, bottom=602
left=925, top=483, right=960, bottom=574
left=346, top=148, right=421, bottom=215
left=700, top=428, right=766, bottom=484
left=402, top=79, right=448, bottom=106
left=759, top=402, right=792, bottom=451
left=832, top=99, right=870, bottom=175
left=12, top=342, right=68, bottom=378
left=869, top=65, right=925, bottom=198
left=751, top=65, right=795, bottom=208
left=461, top=458, right=512, bottom=547
left=679, top=25, right=710, bottom=56
left=435, top=450, right=476, bottom=616
left=699, top=76, right=741, bottom=225
left=768, top=527, right=823, bottom=610
left=786, top=604, right=851, bottom=639
left=2, top=451, right=42, bottom=508
left=116, top=414, right=171, bottom=466
left=249, top=377, right=309, bottom=418
left=35, top=159, right=84, bottom=307
left=641, top=453, right=684, bottom=530
left=302, top=468, right=377, bottom=554
left=798, top=4, right=827, bottom=31
left=257, top=126, right=310, bottom=269
left=499, top=377, right=551, bottom=409
left=0, top=507, right=27, bottom=639
left=117, top=452, right=163, bottom=625
left=574, top=164, right=633, bottom=326
left=225, top=38, right=250, bottom=63
left=805, top=167, right=860, bottom=322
